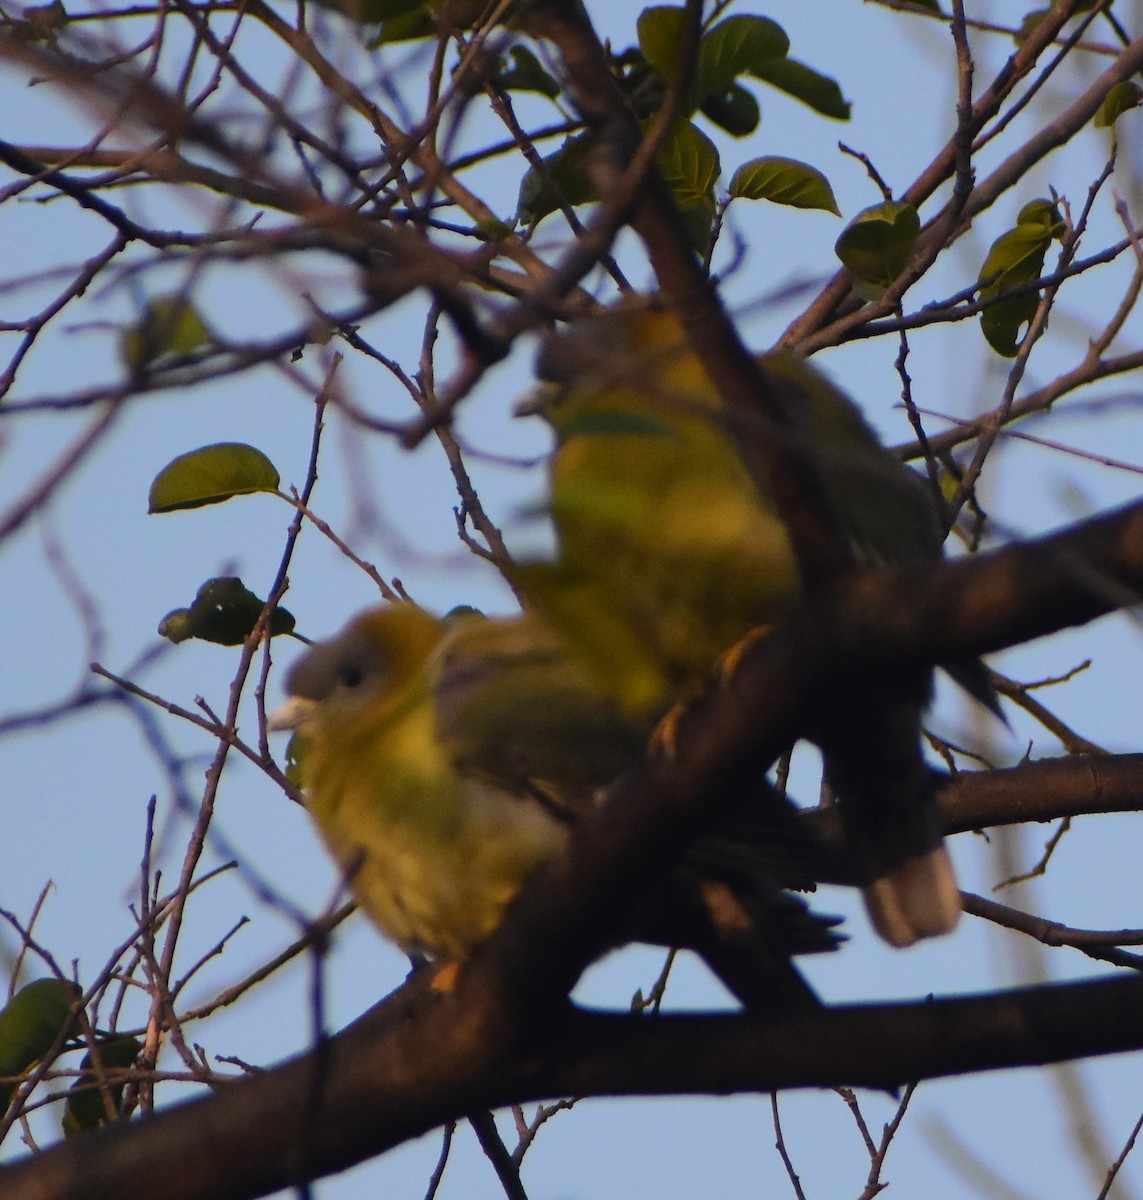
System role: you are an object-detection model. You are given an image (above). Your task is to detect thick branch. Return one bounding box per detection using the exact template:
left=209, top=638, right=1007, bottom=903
left=5, top=972, right=1143, bottom=1200
left=802, top=752, right=1143, bottom=882
left=537, top=974, right=1143, bottom=1096
left=939, top=753, right=1143, bottom=834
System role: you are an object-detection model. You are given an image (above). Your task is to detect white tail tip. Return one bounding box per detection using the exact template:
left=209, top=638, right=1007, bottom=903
left=863, top=845, right=961, bottom=948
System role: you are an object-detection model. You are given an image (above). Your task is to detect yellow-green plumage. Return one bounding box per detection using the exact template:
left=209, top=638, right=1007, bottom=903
left=274, top=605, right=567, bottom=959
left=516, top=307, right=944, bottom=716
left=271, top=603, right=841, bottom=1001
left=517, top=305, right=983, bottom=947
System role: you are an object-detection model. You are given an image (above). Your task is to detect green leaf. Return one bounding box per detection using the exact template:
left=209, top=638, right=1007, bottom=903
left=428, top=0, right=501, bottom=28
left=0, top=979, right=80, bottom=1114
left=978, top=201, right=1063, bottom=290
left=374, top=6, right=434, bottom=41
left=834, top=201, right=920, bottom=298
left=1094, top=81, right=1142, bottom=128
left=977, top=198, right=1064, bottom=356
left=676, top=199, right=717, bottom=257
left=475, top=216, right=513, bottom=242
left=498, top=44, right=560, bottom=98
left=62, top=1035, right=141, bottom=1135
left=517, top=135, right=598, bottom=226
left=324, top=0, right=423, bottom=21
left=749, top=57, right=850, bottom=120
left=639, top=10, right=788, bottom=118
left=148, top=442, right=280, bottom=513
left=728, top=156, right=839, bottom=214
left=1013, top=197, right=1064, bottom=231
left=120, top=296, right=212, bottom=372
left=979, top=291, right=1040, bottom=357
left=1013, top=9, right=1049, bottom=45
left=695, top=14, right=788, bottom=103
left=366, top=0, right=493, bottom=31
left=1011, top=5, right=1095, bottom=44
left=698, top=81, right=759, bottom=137
left=656, top=119, right=720, bottom=211
left=636, top=6, right=687, bottom=89
left=158, top=577, right=296, bottom=647
left=1008, top=5, right=1099, bottom=43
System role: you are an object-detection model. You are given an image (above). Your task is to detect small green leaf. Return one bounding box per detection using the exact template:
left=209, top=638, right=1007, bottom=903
left=636, top=6, right=687, bottom=89
left=979, top=292, right=1039, bottom=358
left=834, top=201, right=920, bottom=298
left=517, top=135, right=597, bottom=226
left=62, top=1035, right=141, bottom=1135
left=120, top=296, right=212, bottom=372
left=427, top=0, right=499, bottom=28
left=695, top=14, right=788, bottom=103
left=374, top=6, right=434, bottom=41
left=728, top=156, right=839, bottom=214
left=676, top=199, right=717, bottom=256
left=498, top=44, right=560, bottom=98
left=1013, top=197, right=1064, bottom=231
left=367, top=0, right=491, bottom=31
left=326, top=0, right=423, bottom=20
left=656, top=119, right=720, bottom=211
left=1013, top=9, right=1049, bottom=45
left=475, top=216, right=513, bottom=242
left=699, top=82, right=759, bottom=137
left=148, top=442, right=280, bottom=513
left=639, top=10, right=788, bottom=118
left=977, top=201, right=1064, bottom=294
left=158, top=577, right=296, bottom=647
left=1094, top=81, right=1142, bottom=128
left=0, top=979, right=80, bottom=1114
left=443, top=604, right=485, bottom=624
left=749, top=57, right=850, bottom=120
left=1011, top=5, right=1095, bottom=44
left=655, top=119, right=719, bottom=254
left=977, top=198, right=1064, bottom=356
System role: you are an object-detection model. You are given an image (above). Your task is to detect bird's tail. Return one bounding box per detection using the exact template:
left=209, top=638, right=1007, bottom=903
left=820, top=682, right=960, bottom=948
left=862, top=843, right=960, bottom=947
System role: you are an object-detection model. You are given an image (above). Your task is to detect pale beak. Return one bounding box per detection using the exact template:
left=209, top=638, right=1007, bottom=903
left=267, top=696, right=317, bottom=732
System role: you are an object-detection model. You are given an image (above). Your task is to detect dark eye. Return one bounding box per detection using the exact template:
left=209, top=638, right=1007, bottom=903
left=338, top=663, right=364, bottom=689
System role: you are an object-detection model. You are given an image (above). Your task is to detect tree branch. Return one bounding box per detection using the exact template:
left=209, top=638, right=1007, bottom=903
left=939, top=753, right=1143, bottom=834
left=5, top=971, right=1143, bottom=1200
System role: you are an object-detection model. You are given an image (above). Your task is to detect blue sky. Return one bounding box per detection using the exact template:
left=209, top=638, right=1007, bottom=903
left=2, top=2, right=1143, bottom=1196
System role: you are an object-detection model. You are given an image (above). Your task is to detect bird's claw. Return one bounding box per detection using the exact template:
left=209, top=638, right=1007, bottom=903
left=431, top=960, right=462, bottom=993
left=650, top=703, right=687, bottom=760
left=716, top=624, right=774, bottom=683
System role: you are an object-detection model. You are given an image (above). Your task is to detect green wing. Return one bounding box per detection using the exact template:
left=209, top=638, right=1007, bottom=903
left=433, top=613, right=653, bottom=799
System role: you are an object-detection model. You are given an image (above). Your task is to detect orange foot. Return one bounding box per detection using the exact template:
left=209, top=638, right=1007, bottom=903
left=431, top=960, right=462, bottom=993
left=715, top=624, right=775, bottom=684
left=650, top=701, right=687, bottom=760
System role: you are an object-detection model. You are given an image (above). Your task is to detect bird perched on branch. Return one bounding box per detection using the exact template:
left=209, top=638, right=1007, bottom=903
left=270, top=603, right=841, bottom=1011
left=515, top=303, right=997, bottom=947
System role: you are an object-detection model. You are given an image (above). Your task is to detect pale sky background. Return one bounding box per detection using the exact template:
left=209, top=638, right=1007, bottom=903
left=3, top=2, right=1143, bottom=1197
